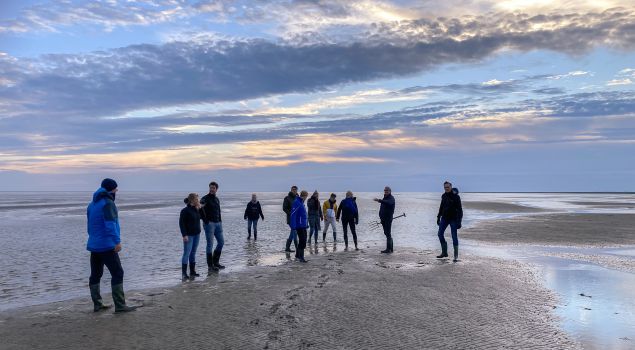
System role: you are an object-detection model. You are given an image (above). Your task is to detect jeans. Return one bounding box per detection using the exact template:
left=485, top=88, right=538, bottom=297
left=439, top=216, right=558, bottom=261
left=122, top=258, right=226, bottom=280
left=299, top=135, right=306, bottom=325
left=438, top=217, right=459, bottom=246
left=308, top=215, right=321, bottom=242
left=295, top=228, right=307, bottom=260
left=89, top=250, right=124, bottom=286
left=322, top=216, right=337, bottom=240
left=287, top=227, right=297, bottom=241
left=342, top=217, right=357, bottom=246
left=182, top=234, right=200, bottom=265
left=247, top=218, right=258, bottom=238
left=204, top=222, right=224, bottom=254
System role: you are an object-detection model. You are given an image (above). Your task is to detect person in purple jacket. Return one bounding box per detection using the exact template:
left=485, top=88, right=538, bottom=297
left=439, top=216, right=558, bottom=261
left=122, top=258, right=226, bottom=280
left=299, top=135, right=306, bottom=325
left=290, top=190, right=309, bottom=263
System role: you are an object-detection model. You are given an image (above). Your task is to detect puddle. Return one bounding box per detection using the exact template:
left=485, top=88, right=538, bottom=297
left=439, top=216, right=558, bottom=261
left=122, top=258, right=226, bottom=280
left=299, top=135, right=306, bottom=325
left=464, top=242, right=635, bottom=349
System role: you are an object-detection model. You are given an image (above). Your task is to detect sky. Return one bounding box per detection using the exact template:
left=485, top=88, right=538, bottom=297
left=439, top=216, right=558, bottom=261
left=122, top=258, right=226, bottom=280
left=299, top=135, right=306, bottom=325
left=0, top=0, right=634, bottom=192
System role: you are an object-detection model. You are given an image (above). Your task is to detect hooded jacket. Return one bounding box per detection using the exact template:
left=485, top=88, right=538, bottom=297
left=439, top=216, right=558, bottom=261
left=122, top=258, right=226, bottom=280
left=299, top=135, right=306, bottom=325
left=200, top=193, right=222, bottom=224
left=378, top=194, right=395, bottom=222
left=244, top=200, right=264, bottom=221
left=322, top=199, right=338, bottom=219
left=337, top=197, right=359, bottom=222
left=86, top=188, right=121, bottom=252
left=283, top=191, right=296, bottom=224
left=290, top=197, right=308, bottom=230
left=437, top=188, right=463, bottom=222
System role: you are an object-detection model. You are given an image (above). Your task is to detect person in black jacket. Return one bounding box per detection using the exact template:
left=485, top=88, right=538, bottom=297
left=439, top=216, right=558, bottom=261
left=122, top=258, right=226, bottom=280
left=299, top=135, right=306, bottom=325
left=201, top=181, right=224, bottom=273
left=307, top=191, right=323, bottom=245
left=374, top=186, right=395, bottom=254
left=282, top=185, right=298, bottom=252
left=337, top=191, right=359, bottom=250
left=244, top=193, right=264, bottom=240
left=436, top=181, right=463, bottom=262
left=179, top=193, right=202, bottom=280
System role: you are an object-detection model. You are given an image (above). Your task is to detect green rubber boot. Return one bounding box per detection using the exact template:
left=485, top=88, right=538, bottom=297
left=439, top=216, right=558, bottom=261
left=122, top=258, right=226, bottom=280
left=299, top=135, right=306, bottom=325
left=89, top=284, right=110, bottom=312
left=436, top=242, right=448, bottom=258
left=112, top=284, right=138, bottom=313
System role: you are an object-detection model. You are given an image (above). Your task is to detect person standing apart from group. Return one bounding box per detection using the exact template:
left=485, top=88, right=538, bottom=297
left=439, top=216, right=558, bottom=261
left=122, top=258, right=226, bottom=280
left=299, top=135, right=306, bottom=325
left=86, top=178, right=137, bottom=313
left=290, top=190, right=310, bottom=262
left=201, top=181, right=225, bottom=273
left=337, top=191, right=359, bottom=250
left=374, top=186, right=395, bottom=254
left=307, top=191, right=323, bottom=245
left=244, top=193, right=264, bottom=240
left=436, top=181, right=463, bottom=262
left=322, top=193, right=338, bottom=242
left=179, top=193, right=202, bottom=280
left=283, top=186, right=299, bottom=252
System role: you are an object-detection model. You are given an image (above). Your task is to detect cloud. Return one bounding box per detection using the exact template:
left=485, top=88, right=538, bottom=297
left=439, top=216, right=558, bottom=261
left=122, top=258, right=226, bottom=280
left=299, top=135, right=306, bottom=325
left=0, top=0, right=233, bottom=34
left=2, top=8, right=633, bottom=123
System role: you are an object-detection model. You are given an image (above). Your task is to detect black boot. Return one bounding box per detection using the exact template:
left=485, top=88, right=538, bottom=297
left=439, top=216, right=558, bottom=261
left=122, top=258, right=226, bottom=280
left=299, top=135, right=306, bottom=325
left=293, top=237, right=298, bottom=251
left=389, top=237, right=394, bottom=253
left=207, top=253, right=219, bottom=273
left=437, top=242, right=448, bottom=258
left=322, top=232, right=326, bottom=241
left=182, top=264, right=189, bottom=280
left=453, top=245, right=459, bottom=262
left=285, top=239, right=295, bottom=252
left=89, top=284, right=110, bottom=312
left=190, top=262, right=200, bottom=278
left=344, top=235, right=348, bottom=249
left=353, top=236, right=358, bottom=251
left=213, top=251, right=225, bottom=269
left=254, top=232, right=257, bottom=241
left=333, top=232, right=337, bottom=242
left=112, top=284, right=138, bottom=313
left=381, top=238, right=390, bottom=253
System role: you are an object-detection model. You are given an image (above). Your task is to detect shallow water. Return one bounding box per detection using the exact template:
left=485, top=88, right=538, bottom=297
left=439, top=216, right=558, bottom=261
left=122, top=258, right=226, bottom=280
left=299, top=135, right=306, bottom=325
left=0, top=191, right=634, bottom=348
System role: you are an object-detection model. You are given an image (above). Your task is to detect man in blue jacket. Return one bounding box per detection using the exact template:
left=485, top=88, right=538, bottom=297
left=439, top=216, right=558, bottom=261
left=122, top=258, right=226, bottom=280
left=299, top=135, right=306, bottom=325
left=290, top=190, right=309, bottom=263
left=86, top=178, right=137, bottom=313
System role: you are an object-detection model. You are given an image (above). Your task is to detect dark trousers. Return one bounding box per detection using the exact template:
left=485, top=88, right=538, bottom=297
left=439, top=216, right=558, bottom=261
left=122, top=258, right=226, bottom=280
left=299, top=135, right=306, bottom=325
left=381, top=219, right=393, bottom=250
left=89, top=251, right=124, bottom=286
left=295, top=228, right=307, bottom=259
left=381, top=219, right=392, bottom=239
left=342, top=218, right=357, bottom=246
left=438, top=217, right=459, bottom=246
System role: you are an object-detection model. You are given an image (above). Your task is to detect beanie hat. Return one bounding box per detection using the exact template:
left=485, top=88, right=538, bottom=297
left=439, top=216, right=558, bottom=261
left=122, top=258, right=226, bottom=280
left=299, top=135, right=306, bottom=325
left=101, top=178, right=118, bottom=192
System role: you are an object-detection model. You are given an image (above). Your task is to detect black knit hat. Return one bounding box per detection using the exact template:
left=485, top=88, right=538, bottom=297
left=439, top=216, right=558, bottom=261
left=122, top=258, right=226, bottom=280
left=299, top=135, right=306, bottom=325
left=101, top=178, right=118, bottom=192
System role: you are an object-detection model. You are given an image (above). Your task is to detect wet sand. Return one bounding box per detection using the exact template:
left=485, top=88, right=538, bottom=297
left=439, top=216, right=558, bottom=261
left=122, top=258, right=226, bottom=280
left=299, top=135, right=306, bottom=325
left=0, top=250, right=577, bottom=350
left=464, top=213, right=635, bottom=247
left=463, top=201, right=547, bottom=213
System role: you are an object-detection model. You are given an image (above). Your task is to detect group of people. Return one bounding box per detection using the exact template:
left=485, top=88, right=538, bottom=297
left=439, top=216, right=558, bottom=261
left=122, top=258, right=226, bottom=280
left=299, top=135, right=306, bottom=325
left=85, top=178, right=463, bottom=313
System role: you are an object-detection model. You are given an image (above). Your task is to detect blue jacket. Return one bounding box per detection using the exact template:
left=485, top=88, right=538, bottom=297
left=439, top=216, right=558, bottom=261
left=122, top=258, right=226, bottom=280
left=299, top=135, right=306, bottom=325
left=86, top=188, right=121, bottom=252
left=290, top=197, right=308, bottom=230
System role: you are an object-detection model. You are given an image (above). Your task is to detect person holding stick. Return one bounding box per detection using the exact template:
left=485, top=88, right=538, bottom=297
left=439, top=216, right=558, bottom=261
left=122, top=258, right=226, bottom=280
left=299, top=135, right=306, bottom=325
left=374, top=186, right=395, bottom=254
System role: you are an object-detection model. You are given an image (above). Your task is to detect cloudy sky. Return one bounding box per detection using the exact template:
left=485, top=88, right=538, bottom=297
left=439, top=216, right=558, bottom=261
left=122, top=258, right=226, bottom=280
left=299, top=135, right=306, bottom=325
left=1, top=0, right=634, bottom=192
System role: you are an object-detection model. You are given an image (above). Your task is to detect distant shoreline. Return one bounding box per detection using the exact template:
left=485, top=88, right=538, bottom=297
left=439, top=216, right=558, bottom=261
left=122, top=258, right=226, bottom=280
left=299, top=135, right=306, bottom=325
left=1, top=190, right=634, bottom=194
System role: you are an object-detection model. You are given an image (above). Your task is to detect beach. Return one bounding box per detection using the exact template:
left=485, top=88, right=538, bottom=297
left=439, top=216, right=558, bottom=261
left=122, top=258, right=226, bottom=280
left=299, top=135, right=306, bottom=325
left=464, top=212, right=635, bottom=247
left=0, top=249, right=578, bottom=350
left=1, top=192, right=634, bottom=349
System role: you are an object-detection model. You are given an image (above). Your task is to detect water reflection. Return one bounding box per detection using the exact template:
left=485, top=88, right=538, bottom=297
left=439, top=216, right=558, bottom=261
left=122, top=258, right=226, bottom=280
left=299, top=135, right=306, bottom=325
left=244, top=240, right=261, bottom=267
